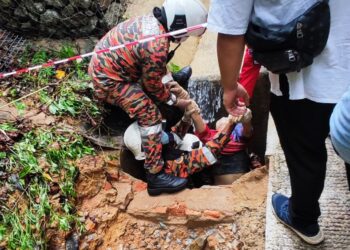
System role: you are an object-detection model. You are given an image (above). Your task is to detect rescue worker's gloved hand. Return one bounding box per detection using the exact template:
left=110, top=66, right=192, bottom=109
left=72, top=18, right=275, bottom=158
left=168, top=81, right=190, bottom=100
left=174, top=99, right=191, bottom=110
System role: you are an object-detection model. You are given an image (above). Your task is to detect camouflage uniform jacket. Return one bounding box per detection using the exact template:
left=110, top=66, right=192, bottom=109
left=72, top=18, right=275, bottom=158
left=89, top=13, right=171, bottom=102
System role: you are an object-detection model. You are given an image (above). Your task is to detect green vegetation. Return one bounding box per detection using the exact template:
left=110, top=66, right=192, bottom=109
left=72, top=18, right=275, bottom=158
left=38, top=80, right=100, bottom=118
left=17, top=43, right=91, bottom=87
left=0, top=129, right=94, bottom=249
left=0, top=43, right=101, bottom=249
left=168, top=62, right=181, bottom=73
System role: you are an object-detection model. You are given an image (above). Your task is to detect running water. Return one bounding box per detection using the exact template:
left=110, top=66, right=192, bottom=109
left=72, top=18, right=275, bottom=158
left=188, top=78, right=223, bottom=123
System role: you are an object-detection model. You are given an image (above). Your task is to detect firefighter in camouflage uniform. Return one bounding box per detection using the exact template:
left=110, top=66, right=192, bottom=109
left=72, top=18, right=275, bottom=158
left=89, top=0, right=208, bottom=196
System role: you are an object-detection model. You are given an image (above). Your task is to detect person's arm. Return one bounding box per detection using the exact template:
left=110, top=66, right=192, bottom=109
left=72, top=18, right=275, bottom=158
left=217, top=34, right=250, bottom=116
left=330, top=87, right=350, bottom=164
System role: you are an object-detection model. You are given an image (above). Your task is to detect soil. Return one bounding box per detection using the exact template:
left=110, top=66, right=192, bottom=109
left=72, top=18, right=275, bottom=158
left=74, top=151, right=268, bottom=250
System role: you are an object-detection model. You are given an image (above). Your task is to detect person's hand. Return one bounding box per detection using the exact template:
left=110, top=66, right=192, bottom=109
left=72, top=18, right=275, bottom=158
left=227, top=108, right=252, bottom=124
left=223, top=83, right=249, bottom=116
left=182, top=106, right=199, bottom=123
left=168, top=82, right=190, bottom=100
left=241, top=108, right=252, bottom=124
left=174, top=99, right=191, bottom=110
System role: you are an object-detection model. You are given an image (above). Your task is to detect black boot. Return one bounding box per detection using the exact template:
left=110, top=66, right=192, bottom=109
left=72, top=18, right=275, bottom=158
left=147, top=172, right=188, bottom=196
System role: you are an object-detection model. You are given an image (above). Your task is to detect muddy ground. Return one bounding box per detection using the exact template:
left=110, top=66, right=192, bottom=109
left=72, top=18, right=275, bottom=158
left=73, top=152, right=268, bottom=250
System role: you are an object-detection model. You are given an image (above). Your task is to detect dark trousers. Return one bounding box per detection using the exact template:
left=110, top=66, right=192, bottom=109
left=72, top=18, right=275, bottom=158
left=270, top=76, right=335, bottom=225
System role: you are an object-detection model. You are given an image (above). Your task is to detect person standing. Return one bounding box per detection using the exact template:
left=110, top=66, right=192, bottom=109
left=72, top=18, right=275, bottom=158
left=208, top=0, right=350, bottom=244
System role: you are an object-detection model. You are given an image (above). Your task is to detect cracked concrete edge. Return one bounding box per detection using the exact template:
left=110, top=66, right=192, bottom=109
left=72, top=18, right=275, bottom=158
left=126, top=167, right=268, bottom=225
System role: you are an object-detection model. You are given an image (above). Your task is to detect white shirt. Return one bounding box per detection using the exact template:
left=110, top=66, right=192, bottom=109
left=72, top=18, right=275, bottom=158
left=208, top=0, right=350, bottom=103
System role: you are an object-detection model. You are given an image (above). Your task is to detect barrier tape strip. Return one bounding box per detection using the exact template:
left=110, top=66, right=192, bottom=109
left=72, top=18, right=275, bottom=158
left=0, top=23, right=208, bottom=79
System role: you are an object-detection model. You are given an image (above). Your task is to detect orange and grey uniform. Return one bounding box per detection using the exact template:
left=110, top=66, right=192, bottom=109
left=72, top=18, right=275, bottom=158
left=88, top=14, right=172, bottom=173
left=164, top=123, right=233, bottom=178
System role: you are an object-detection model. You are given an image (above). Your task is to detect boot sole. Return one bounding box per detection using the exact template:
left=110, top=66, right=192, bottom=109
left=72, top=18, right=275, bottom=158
left=147, top=181, right=188, bottom=196
left=271, top=203, right=325, bottom=245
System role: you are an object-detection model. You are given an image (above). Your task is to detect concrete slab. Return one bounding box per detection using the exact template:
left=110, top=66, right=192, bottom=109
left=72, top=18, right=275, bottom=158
left=127, top=167, right=268, bottom=225
left=190, top=31, right=220, bottom=79
left=265, top=141, right=350, bottom=249
left=265, top=114, right=279, bottom=156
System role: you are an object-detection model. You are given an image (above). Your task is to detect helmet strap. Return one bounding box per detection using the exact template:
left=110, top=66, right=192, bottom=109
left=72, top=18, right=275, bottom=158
left=153, top=7, right=168, bottom=32
left=167, top=43, right=182, bottom=63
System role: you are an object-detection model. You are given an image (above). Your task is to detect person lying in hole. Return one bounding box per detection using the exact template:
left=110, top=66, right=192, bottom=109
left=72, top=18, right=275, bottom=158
left=166, top=81, right=260, bottom=184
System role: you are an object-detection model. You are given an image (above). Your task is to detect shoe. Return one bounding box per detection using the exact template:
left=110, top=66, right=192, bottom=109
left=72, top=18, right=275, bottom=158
left=271, top=193, right=324, bottom=245
left=147, top=172, right=188, bottom=196
left=172, top=66, right=192, bottom=89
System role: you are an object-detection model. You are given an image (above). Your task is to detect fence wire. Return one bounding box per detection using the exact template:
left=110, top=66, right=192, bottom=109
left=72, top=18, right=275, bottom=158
left=0, top=29, right=26, bottom=73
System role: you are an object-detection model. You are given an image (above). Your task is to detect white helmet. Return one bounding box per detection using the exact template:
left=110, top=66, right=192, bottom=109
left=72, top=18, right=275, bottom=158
left=178, top=133, right=203, bottom=152
left=123, top=122, right=145, bottom=161
left=163, top=0, right=207, bottom=41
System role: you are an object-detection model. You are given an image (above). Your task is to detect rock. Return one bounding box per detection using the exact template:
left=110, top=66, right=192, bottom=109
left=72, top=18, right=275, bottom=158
left=79, top=181, right=133, bottom=224
left=72, top=0, right=91, bottom=9
left=41, top=9, right=61, bottom=25
left=0, top=0, right=128, bottom=38
left=79, top=16, right=98, bottom=35
left=24, top=0, right=45, bottom=14
left=85, top=218, right=97, bottom=232
left=14, top=6, right=29, bottom=19
left=28, top=112, right=55, bottom=126
left=45, top=0, right=65, bottom=8
left=159, top=222, right=167, bottom=230
left=206, top=235, right=219, bottom=250
left=65, top=232, right=79, bottom=250
left=231, top=223, right=238, bottom=234
left=62, top=4, right=75, bottom=17
left=85, top=10, right=95, bottom=17
left=86, top=233, right=97, bottom=242
left=21, top=22, right=32, bottom=29
left=34, top=2, right=46, bottom=13
left=187, top=235, right=207, bottom=250
left=103, top=2, right=123, bottom=27
left=232, top=239, right=244, bottom=250
left=0, top=0, right=12, bottom=7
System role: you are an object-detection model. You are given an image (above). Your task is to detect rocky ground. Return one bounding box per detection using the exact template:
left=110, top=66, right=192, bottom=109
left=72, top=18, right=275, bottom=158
left=1, top=96, right=268, bottom=250
left=73, top=152, right=268, bottom=250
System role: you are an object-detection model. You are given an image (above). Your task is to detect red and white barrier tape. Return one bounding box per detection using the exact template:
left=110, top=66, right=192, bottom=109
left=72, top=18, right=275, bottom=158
left=0, top=23, right=208, bottom=79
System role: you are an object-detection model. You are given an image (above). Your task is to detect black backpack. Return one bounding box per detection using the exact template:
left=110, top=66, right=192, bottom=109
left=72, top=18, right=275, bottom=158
left=245, top=0, right=330, bottom=74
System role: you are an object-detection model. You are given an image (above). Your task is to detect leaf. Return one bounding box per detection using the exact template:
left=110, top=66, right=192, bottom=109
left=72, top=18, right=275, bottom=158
left=49, top=104, right=58, bottom=115
left=55, top=70, right=66, bottom=80
left=168, top=62, right=181, bottom=73
left=42, top=172, right=53, bottom=182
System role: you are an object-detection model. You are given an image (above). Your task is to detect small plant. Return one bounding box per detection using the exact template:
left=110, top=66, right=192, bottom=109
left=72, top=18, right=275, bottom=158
left=44, top=80, right=100, bottom=118
left=0, top=122, right=18, bottom=132
left=13, top=101, right=26, bottom=116
left=18, top=45, right=33, bottom=67
left=1, top=129, right=94, bottom=249
left=168, top=62, right=181, bottom=73
left=57, top=44, right=76, bottom=59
